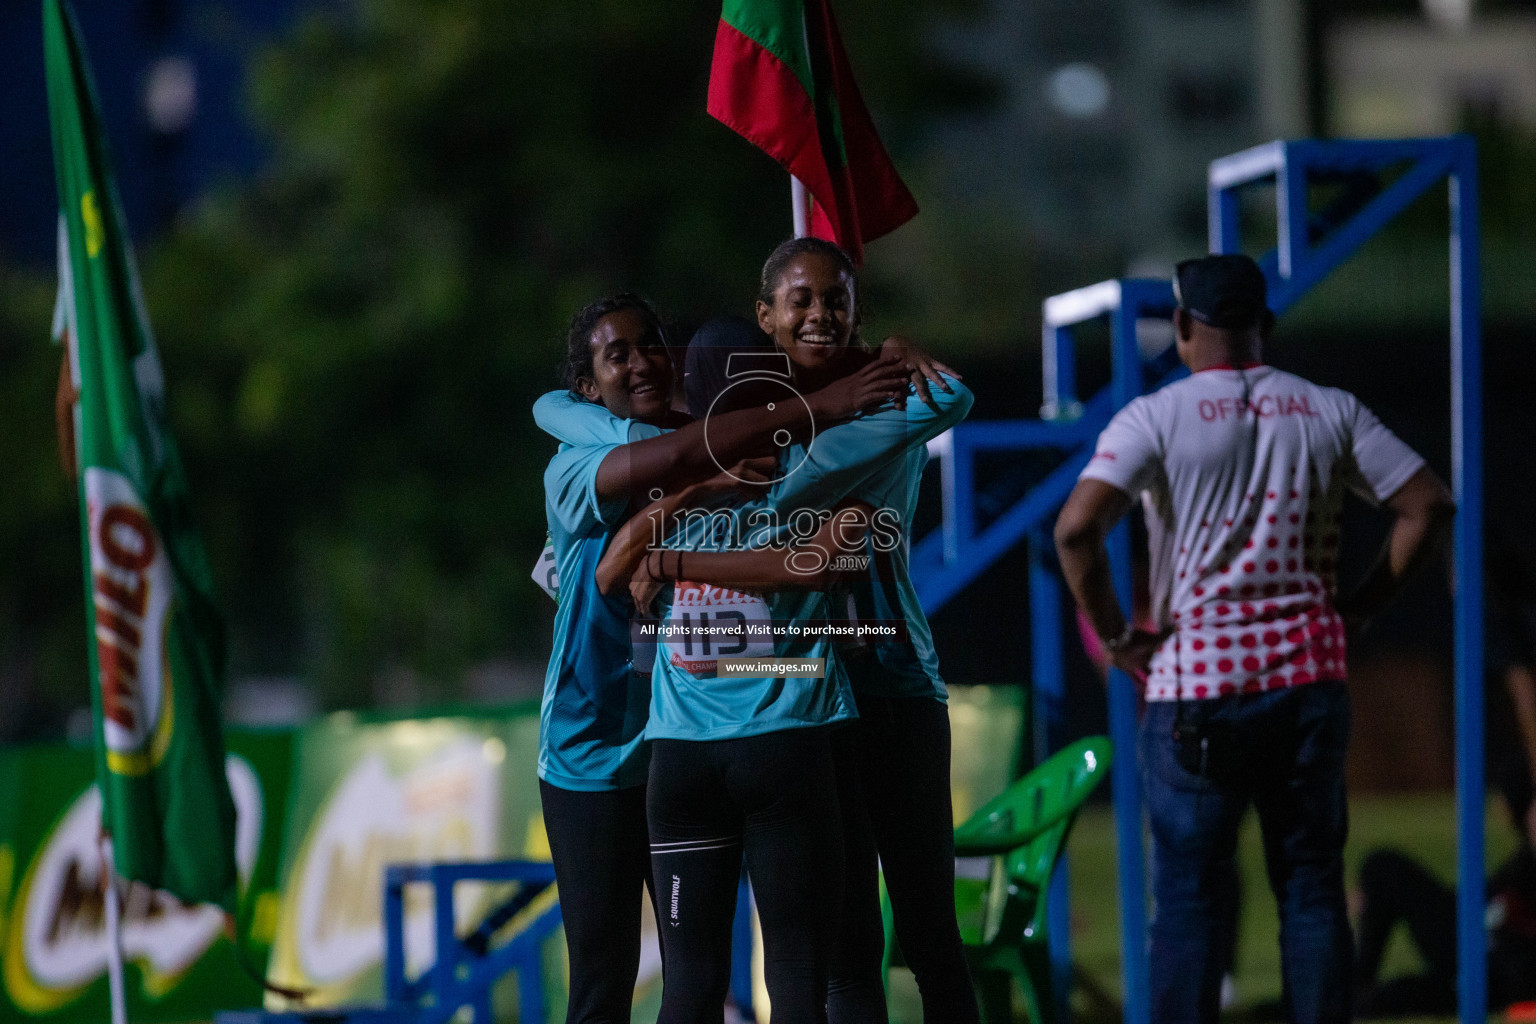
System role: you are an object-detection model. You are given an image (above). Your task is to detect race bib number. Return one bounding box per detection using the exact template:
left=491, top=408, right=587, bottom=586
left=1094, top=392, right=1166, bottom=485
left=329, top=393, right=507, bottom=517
left=663, top=581, right=773, bottom=676
left=532, top=535, right=559, bottom=602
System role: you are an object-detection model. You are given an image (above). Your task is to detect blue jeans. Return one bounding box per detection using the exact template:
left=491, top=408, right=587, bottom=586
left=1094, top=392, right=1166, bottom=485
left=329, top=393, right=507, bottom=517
left=1141, top=681, right=1353, bottom=1024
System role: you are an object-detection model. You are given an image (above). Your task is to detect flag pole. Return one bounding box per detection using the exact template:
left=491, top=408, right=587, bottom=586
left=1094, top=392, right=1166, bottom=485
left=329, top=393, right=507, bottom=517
left=101, top=836, right=129, bottom=1024
left=791, top=175, right=810, bottom=237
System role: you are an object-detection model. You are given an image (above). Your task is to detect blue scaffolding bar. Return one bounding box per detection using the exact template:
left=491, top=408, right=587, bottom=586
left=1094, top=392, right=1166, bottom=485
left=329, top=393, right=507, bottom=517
left=1448, top=138, right=1486, bottom=1024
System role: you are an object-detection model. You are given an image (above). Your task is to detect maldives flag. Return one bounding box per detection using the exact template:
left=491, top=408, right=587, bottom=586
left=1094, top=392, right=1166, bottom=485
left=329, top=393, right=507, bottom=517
left=708, top=0, right=919, bottom=265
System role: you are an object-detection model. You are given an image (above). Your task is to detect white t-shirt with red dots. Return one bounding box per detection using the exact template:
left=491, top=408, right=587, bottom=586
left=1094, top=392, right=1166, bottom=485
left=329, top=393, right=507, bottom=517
left=1081, top=363, right=1425, bottom=702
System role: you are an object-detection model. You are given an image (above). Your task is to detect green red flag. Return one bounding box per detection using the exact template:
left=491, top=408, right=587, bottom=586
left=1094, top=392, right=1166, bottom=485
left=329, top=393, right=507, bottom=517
left=708, top=0, right=919, bottom=265
left=44, top=0, right=239, bottom=910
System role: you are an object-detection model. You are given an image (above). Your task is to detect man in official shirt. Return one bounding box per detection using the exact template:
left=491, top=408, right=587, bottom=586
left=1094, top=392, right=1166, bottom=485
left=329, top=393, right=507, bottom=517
left=1055, top=254, right=1455, bottom=1024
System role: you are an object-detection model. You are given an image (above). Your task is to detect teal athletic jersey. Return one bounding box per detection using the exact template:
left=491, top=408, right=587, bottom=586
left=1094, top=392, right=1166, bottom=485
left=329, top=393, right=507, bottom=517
left=650, top=375, right=972, bottom=739
left=534, top=389, right=663, bottom=447
left=764, top=373, right=971, bottom=519
left=533, top=375, right=973, bottom=739
left=845, top=450, right=947, bottom=701
left=761, top=375, right=970, bottom=703
left=649, top=558, right=857, bottom=740
left=537, top=395, right=665, bottom=791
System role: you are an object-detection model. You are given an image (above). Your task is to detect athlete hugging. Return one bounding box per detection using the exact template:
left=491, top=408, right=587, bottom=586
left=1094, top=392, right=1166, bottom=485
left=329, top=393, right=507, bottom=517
left=535, top=237, right=981, bottom=1024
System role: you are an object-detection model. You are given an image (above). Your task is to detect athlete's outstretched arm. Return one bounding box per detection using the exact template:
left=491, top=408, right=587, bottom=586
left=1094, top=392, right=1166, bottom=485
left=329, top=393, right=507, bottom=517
left=1336, top=465, right=1455, bottom=630
left=589, top=356, right=908, bottom=504
left=770, top=373, right=975, bottom=519
left=532, top=390, right=657, bottom=448
left=1055, top=478, right=1167, bottom=678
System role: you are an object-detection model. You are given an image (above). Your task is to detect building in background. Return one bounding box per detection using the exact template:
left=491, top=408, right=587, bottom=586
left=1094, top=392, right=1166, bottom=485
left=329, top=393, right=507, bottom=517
left=923, top=0, right=1308, bottom=273
left=915, top=0, right=1536, bottom=276
left=1329, top=12, right=1536, bottom=137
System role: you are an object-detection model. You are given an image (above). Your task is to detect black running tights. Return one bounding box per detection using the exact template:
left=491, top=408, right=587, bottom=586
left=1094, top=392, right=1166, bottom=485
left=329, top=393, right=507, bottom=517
left=648, top=727, right=844, bottom=1024
left=540, top=780, right=655, bottom=1024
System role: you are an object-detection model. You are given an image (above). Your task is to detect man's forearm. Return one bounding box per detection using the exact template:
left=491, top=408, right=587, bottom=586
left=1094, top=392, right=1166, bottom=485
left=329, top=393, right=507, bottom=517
left=1057, top=532, right=1129, bottom=644
left=1054, top=479, right=1135, bottom=645
left=1343, top=499, right=1454, bottom=623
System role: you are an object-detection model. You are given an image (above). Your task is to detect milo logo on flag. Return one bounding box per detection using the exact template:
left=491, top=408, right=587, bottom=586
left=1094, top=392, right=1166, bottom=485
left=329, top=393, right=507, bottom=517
left=85, top=467, right=175, bottom=776
left=664, top=582, right=773, bottom=676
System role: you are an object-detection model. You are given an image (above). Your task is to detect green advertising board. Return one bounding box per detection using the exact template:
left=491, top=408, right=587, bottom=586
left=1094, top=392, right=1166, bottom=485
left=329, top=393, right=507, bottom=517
left=261, top=705, right=600, bottom=1018
left=0, top=729, right=293, bottom=1022
left=257, top=691, right=1022, bottom=1022
left=256, top=692, right=1024, bottom=1021
left=0, top=691, right=1024, bottom=1023
left=947, top=683, right=1027, bottom=824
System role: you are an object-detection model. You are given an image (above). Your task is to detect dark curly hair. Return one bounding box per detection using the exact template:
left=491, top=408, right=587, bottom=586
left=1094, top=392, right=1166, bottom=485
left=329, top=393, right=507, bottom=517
left=757, top=237, right=862, bottom=340
left=560, top=293, right=668, bottom=396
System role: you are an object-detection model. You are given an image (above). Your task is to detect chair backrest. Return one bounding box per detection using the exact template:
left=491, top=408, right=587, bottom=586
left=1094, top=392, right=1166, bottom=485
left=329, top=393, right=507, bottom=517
left=952, top=736, right=1113, bottom=946
left=1007, top=737, right=1112, bottom=884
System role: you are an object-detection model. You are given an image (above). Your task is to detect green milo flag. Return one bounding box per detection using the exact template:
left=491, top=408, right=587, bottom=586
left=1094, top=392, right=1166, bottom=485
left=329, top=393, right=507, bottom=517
left=44, top=0, right=239, bottom=911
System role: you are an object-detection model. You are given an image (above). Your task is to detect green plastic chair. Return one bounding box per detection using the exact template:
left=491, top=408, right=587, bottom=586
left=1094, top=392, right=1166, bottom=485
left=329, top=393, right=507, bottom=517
left=883, top=735, right=1113, bottom=1024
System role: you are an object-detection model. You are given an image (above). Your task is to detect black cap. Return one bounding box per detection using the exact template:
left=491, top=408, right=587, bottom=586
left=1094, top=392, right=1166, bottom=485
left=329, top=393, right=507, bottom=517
left=684, top=316, right=775, bottom=419
left=1173, top=254, right=1270, bottom=329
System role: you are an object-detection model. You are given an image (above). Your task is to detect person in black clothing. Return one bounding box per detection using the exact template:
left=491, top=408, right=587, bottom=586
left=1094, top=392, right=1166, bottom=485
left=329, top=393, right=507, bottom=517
left=1487, top=527, right=1536, bottom=849
left=1354, top=528, right=1536, bottom=1015
left=1353, top=845, right=1536, bottom=1015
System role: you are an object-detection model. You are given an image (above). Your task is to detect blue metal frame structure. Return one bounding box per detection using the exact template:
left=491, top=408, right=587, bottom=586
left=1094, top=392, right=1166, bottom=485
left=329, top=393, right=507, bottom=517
left=380, top=861, right=562, bottom=1024
left=1040, top=278, right=1177, bottom=1024
left=911, top=135, right=1481, bottom=1024
left=216, top=860, right=563, bottom=1024
left=219, top=863, right=765, bottom=1024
